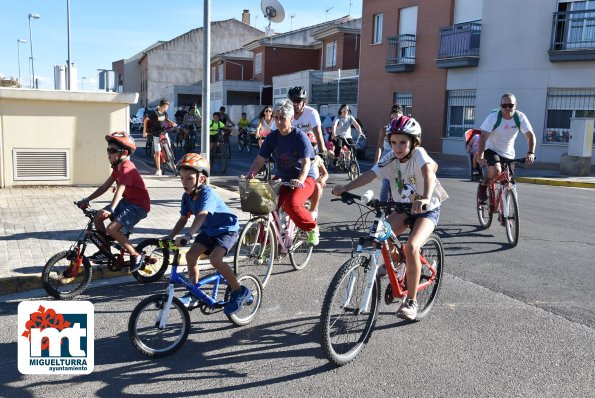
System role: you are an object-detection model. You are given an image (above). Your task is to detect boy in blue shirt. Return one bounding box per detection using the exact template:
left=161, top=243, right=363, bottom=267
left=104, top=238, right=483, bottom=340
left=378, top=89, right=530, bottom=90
left=164, top=153, right=251, bottom=313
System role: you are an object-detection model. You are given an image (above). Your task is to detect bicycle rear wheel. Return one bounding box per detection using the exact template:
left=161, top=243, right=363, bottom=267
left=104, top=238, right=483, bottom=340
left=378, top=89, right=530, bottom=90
left=234, top=217, right=275, bottom=288
left=42, top=250, right=93, bottom=300
left=289, top=226, right=314, bottom=270
left=224, top=273, right=263, bottom=326
left=132, top=239, right=170, bottom=283
left=477, top=184, right=493, bottom=228
left=504, top=189, right=520, bottom=247
left=414, top=233, right=444, bottom=319
left=347, top=160, right=360, bottom=181
left=128, top=294, right=190, bottom=358
left=320, top=255, right=380, bottom=366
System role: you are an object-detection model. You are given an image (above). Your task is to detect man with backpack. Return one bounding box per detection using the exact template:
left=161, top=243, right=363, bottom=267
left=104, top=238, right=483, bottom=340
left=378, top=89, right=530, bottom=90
left=477, top=92, right=536, bottom=202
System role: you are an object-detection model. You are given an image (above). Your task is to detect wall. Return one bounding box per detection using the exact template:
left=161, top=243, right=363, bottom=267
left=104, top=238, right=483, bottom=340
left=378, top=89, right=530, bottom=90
left=0, top=88, right=138, bottom=188
left=262, top=47, right=322, bottom=85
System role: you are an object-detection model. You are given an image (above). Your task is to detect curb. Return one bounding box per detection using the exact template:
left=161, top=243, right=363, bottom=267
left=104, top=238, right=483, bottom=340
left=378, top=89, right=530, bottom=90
left=516, top=177, right=595, bottom=189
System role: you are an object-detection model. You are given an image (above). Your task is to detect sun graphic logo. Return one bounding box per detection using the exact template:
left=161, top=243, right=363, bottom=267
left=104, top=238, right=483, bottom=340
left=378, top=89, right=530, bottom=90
left=18, top=301, right=94, bottom=375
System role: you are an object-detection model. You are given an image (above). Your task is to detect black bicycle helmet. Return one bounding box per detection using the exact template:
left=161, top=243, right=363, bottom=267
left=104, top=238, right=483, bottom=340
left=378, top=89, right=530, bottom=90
left=288, top=86, right=307, bottom=100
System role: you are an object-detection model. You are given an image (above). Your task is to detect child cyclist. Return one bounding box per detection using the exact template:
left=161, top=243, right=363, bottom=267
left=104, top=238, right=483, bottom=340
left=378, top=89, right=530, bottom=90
left=332, top=116, right=446, bottom=321
left=163, top=153, right=252, bottom=313
left=307, top=132, right=329, bottom=221
left=77, top=132, right=150, bottom=272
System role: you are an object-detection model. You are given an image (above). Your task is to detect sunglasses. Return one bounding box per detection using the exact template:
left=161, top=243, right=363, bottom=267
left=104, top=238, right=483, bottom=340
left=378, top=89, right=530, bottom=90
left=500, top=103, right=515, bottom=109
left=107, top=147, right=124, bottom=154
left=291, top=99, right=304, bottom=104
left=265, top=110, right=272, bottom=113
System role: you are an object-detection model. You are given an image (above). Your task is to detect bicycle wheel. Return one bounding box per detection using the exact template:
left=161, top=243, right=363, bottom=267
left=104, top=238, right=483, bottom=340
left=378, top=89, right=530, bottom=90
left=234, top=217, right=275, bottom=288
left=42, top=250, right=93, bottom=300
left=476, top=184, right=493, bottom=228
left=145, top=138, right=152, bottom=157
left=224, top=273, right=263, bottom=326
left=504, top=189, right=520, bottom=247
left=220, top=143, right=228, bottom=173
left=128, top=294, right=190, bottom=358
left=347, top=160, right=360, bottom=181
left=289, top=226, right=314, bottom=270
left=163, top=143, right=177, bottom=176
left=320, top=255, right=380, bottom=366
left=132, top=239, right=170, bottom=283
left=414, top=233, right=444, bottom=319
left=225, top=136, right=231, bottom=159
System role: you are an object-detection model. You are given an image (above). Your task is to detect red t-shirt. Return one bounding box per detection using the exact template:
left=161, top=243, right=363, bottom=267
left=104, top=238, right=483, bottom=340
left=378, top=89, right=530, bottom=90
left=111, top=159, right=150, bottom=212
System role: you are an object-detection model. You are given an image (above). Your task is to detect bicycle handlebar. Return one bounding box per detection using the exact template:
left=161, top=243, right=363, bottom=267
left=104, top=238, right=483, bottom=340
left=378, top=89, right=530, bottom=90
left=331, top=192, right=426, bottom=212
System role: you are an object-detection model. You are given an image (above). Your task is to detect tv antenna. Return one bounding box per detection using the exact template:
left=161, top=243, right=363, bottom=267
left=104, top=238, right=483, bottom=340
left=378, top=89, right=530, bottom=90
left=261, top=0, right=285, bottom=37
left=290, top=13, right=296, bottom=31
left=325, top=6, right=333, bottom=21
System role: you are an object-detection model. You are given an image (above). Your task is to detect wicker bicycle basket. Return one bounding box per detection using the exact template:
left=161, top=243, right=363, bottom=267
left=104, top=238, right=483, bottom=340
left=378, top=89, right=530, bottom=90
left=238, top=179, right=282, bottom=214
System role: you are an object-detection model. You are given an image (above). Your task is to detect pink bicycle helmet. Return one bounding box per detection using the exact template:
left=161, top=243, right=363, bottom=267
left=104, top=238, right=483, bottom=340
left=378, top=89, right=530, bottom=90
left=387, top=116, right=421, bottom=138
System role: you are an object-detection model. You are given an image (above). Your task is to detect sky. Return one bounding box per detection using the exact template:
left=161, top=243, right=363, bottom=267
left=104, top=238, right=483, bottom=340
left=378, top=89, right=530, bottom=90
left=0, top=0, right=363, bottom=91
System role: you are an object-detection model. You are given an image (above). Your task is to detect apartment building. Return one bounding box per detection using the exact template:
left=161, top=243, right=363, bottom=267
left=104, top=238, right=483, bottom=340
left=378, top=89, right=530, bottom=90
left=359, top=0, right=595, bottom=163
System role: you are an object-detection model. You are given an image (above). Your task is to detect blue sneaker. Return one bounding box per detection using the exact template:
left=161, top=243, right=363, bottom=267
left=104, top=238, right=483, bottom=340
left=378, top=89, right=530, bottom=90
left=179, top=293, right=199, bottom=309
left=224, top=286, right=253, bottom=315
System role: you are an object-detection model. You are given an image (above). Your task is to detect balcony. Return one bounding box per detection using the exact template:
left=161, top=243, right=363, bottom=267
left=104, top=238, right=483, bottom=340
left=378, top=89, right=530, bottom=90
left=385, top=34, right=416, bottom=73
left=549, top=9, right=595, bottom=62
left=436, top=21, right=481, bottom=69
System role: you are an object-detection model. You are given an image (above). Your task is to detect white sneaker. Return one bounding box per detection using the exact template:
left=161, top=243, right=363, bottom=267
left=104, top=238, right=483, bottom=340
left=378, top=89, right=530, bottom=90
left=310, top=210, right=318, bottom=220
left=397, top=298, right=418, bottom=320
left=155, top=169, right=162, bottom=176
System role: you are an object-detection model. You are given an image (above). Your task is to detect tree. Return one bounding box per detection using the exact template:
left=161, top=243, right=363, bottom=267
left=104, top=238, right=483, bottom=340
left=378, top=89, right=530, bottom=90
left=0, top=77, right=20, bottom=88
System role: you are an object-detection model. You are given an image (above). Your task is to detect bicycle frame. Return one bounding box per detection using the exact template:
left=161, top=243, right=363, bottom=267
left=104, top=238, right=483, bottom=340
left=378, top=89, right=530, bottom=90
left=489, top=165, right=516, bottom=216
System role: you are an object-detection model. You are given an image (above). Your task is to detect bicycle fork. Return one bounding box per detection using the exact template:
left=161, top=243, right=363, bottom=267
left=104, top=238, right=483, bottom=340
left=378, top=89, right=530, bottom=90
left=157, top=283, right=176, bottom=329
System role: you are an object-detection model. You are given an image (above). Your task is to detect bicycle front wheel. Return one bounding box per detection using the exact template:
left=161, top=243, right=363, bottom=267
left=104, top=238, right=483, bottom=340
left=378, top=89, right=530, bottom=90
left=289, top=227, right=314, bottom=270
left=504, top=189, right=520, bottom=247
left=477, top=184, right=493, bottom=228
left=42, top=250, right=92, bottom=300
left=320, top=255, right=380, bottom=366
left=224, top=273, right=263, bottom=326
left=132, top=239, right=170, bottom=283
left=234, top=217, right=275, bottom=288
left=347, top=160, right=360, bottom=181
left=128, top=294, right=190, bottom=358
left=414, top=233, right=444, bottom=319
left=163, top=143, right=177, bottom=176
left=145, top=139, right=152, bottom=157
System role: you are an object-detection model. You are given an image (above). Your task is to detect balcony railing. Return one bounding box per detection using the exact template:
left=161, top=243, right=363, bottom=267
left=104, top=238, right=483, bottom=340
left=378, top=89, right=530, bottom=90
left=385, top=34, right=416, bottom=73
left=436, top=21, right=481, bottom=68
left=549, top=9, right=595, bottom=62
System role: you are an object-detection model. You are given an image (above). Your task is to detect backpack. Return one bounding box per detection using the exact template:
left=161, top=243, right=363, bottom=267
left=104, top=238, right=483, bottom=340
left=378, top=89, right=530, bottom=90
left=492, top=110, right=521, bottom=131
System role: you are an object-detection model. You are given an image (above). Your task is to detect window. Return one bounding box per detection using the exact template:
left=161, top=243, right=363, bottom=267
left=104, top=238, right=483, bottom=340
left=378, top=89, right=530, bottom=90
left=255, top=53, right=262, bottom=74
left=446, top=90, right=476, bottom=138
left=218, top=64, right=224, bottom=81
left=544, top=88, right=595, bottom=143
left=393, top=91, right=413, bottom=116
left=326, top=41, right=337, bottom=67
left=211, top=67, right=215, bottom=83
left=373, top=13, right=383, bottom=44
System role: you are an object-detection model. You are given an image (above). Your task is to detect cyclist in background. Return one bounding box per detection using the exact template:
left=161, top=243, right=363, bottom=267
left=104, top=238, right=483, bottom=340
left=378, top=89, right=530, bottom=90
left=180, top=103, right=201, bottom=148
left=256, top=105, right=274, bottom=147
left=308, top=135, right=329, bottom=222
left=375, top=104, right=404, bottom=201
left=163, top=153, right=251, bottom=313
left=143, top=98, right=177, bottom=176
left=237, top=112, right=251, bottom=149
left=77, top=132, right=150, bottom=272
left=477, top=92, right=536, bottom=202
left=332, top=116, right=446, bottom=321
left=331, top=104, right=363, bottom=162
left=209, top=112, right=226, bottom=154
left=246, top=99, right=320, bottom=245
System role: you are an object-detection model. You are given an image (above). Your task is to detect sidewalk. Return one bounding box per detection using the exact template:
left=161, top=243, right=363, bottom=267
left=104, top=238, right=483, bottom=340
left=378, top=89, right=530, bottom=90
left=1, top=153, right=594, bottom=296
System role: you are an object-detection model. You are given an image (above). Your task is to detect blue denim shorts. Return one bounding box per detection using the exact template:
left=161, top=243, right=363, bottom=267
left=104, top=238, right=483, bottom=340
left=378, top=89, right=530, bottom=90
left=404, top=206, right=441, bottom=229
left=194, top=231, right=239, bottom=255
left=110, top=199, right=148, bottom=234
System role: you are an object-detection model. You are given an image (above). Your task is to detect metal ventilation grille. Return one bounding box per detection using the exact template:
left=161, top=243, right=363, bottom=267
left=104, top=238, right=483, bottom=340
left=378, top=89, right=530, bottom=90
left=12, top=149, right=70, bottom=181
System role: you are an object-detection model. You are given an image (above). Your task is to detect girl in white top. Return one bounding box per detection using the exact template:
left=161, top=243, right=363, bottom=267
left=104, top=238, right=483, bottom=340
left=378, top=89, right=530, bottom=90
left=331, top=104, right=363, bottom=159
left=256, top=105, right=274, bottom=147
left=309, top=143, right=329, bottom=221
left=332, top=116, right=447, bottom=321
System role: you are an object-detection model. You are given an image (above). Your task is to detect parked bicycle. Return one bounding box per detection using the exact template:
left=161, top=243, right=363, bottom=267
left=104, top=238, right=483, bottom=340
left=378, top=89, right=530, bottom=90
left=319, top=191, right=444, bottom=366
left=128, top=239, right=262, bottom=358
left=476, top=158, right=525, bottom=247
left=234, top=179, right=314, bottom=288
left=42, top=203, right=170, bottom=299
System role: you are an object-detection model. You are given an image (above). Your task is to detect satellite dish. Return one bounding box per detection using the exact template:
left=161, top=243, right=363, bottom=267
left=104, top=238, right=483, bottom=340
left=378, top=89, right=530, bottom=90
left=261, top=0, right=285, bottom=23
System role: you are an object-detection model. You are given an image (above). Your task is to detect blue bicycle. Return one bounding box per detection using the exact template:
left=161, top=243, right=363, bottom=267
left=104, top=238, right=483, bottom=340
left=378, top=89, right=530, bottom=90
left=128, top=239, right=263, bottom=358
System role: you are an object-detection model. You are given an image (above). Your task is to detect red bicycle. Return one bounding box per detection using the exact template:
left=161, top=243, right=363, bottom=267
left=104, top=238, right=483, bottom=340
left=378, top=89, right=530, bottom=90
left=476, top=158, right=525, bottom=247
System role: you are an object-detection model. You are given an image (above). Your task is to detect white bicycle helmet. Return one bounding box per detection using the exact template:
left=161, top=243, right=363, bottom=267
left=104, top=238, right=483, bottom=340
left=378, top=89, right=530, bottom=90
left=387, top=116, right=421, bottom=137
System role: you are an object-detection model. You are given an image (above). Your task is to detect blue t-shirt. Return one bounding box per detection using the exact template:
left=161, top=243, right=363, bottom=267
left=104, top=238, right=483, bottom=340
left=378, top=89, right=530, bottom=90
left=180, top=185, right=239, bottom=236
left=258, top=128, right=316, bottom=181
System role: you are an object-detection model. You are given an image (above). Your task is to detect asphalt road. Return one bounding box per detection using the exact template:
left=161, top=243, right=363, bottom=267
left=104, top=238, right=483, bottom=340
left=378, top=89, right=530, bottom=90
left=1, top=133, right=594, bottom=397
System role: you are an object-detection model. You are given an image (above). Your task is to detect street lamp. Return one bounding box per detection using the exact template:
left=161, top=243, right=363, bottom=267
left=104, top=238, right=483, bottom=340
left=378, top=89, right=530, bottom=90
left=17, top=39, right=27, bottom=86
left=28, top=13, right=40, bottom=89
left=81, top=76, right=87, bottom=91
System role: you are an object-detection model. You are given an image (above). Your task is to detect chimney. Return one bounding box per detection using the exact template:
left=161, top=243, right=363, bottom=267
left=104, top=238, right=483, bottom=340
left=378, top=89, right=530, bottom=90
left=242, top=9, right=250, bottom=25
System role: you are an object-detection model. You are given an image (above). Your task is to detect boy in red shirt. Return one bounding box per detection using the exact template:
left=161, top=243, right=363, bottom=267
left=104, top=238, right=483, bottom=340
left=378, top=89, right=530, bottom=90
left=77, top=132, right=150, bottom=271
